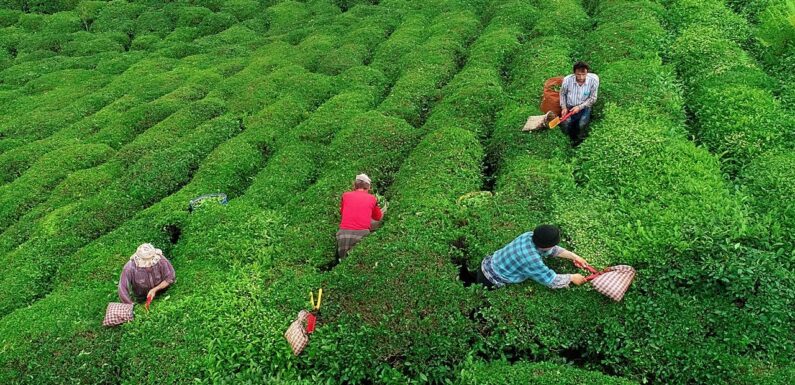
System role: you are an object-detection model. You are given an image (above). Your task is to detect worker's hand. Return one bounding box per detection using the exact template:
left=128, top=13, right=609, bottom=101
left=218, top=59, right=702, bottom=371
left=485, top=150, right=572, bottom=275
left=147, top=288, right=157, bottom=301
left=571, top=105, right=581, bottom=114
left=572, top=255, right=588, bottom=267
left=570, top=274, right=586, bottom=286
left=561, top=107, right=568, bottom=117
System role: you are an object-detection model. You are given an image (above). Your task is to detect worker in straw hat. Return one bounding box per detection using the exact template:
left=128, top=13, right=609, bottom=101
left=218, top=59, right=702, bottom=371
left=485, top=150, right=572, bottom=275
left=118, top=243, right=176, bottom=304
left=336, top=173, right=387, bottom=260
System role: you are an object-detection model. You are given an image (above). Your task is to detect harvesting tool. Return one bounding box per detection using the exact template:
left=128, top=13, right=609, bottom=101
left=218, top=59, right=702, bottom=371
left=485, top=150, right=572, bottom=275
left=548, top=109, right=576, bottom=129
left=145, top=294, right=153, bottom=311
left=307, top=288, right=323, bottom=334
left=574, top=261, right=636, bottom=301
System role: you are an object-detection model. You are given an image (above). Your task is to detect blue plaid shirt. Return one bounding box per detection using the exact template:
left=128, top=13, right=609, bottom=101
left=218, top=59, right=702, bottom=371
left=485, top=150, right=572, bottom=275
left=483, top=231, right=563, bottom=286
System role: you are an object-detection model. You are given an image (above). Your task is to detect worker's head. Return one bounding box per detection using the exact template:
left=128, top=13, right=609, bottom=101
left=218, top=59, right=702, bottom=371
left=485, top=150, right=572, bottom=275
left=532, top=224, right=561, bottom=250
left=573, top=61, right=590, bottom=83
left=131, top=243, right=163, bottom=268
left=354, top=173, right=372, bottom=190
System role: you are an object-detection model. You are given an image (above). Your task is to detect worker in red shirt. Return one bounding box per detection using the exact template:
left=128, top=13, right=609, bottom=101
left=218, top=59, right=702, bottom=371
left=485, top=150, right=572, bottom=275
left=336, top=173, right=386, bottom=260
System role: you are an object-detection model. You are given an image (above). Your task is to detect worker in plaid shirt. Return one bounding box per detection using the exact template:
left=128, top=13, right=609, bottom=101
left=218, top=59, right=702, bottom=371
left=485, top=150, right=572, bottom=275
left=475, top=224, right=588, bottom=289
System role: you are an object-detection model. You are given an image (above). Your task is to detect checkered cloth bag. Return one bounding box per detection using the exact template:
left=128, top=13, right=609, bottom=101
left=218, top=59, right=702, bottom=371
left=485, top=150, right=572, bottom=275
left=103, top=302, right=134, bottom=327
left=284, top=310, right=311, bottom=356
left=589, top=265, right=636, bottom=302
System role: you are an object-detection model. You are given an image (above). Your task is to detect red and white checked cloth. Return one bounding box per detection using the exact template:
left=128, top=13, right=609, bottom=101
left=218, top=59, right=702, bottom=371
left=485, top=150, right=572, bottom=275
left=590, top=265, right=636, bottom=301
left=103, top=302, right=134, bottom=327
left=284, top=310, right=310, bottom=356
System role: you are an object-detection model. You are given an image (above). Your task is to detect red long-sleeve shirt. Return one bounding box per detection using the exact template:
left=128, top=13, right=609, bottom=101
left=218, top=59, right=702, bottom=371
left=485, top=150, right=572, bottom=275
left=339, top=190, right=383, bottom=230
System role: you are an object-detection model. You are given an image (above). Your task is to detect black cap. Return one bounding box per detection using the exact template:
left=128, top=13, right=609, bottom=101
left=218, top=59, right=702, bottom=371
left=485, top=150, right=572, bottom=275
left=532, top=224, right=560, bottom=248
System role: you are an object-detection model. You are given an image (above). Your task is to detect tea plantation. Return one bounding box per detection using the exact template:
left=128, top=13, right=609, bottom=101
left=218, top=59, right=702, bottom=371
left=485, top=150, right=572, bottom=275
left=0, top=0, right=793, bottom=384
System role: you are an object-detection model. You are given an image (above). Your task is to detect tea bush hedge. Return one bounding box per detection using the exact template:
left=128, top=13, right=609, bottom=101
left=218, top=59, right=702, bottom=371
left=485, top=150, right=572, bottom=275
left=378, top=10, right=479, bottom=127
left=459, top=359, right=638, bottom=385
left=666, top=1, right=795, bottom=174
left=0, top=0, right=792, bottom=383
left=665, top=0, right=752, bottom=44
left=740, top=150, right=795, bottom=252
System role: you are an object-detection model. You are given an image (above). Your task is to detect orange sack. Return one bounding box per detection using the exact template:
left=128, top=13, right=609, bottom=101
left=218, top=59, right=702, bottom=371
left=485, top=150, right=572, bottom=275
left=540, top=76, right=564, bottom=117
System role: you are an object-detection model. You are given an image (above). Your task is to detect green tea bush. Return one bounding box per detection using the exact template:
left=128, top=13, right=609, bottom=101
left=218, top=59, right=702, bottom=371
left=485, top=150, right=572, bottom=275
left=0, top=9, right=20, bottom=27
left=40, top=10, right=82, bottom=34
left=484, top=0, right=537, bottom=32
left=221, top=0, right=261, bottom=21
left=665, top=0, right=752, bottom=44
left=690, top=84, right=783, bottom=168
left=370, top=14, right=428, bottom=81
left=507, top=35, right=571, bottom=105
left=313, top=126, right=484, bottom=383
left=316, top=24, right=388, bottom=75
left=529, top=0, right=589, bottom=39
left=26, top=0, right=80, bottom=14
left=61, top=31, right=124, bottom=56
left=754, top=1, right=795, bottom=62
left=596, top=59, right=685, bottom=122
left=378, top=10, right=479, bottom=126
left=292, top=33, right=340, bottom=71
left=669, top=26, right=767, bottom=89
left=740, top=150, right=795, bottom=251
left=196, top=11, right=236, bottom=36
left=486, top=102, right=570, bottom=170
left=279, top=111, right=422, bottom=268
left=0, top=53, right=87, bottom=86
left=74, top=0, right=106, bottom=31
left=0, top=143, right=113, bottom=233
left=0, top=287, right=122, bottom=384
left=0, top=113, right=239, bottom=316
left=134, top=9, right=175, bottom=37
left=245, top=142, right=318, bottom=209
left=669, top=25, right=784, bottom=172
left=170, top=5, right=213, bottom=28
left=90, top=78, right=212, bottom=148
left=129, top=33, right=160, bottom=50
left=466, top=25, right=521, bottom=70
left=15, top=30, right=69, bottom=54
left=584, top=17, right=665, bottom=70
left=91, top=0, right=145, bottom=35
left=279, top=91, right=378, bottom=147
left=0, top=70, right=113, bottom=143
left=15, top=11, right=43, bottom=31
left=459, top=359, right=638, bottom=384
left=422, top=66, right=506, bottom=137
left=264, top=0, right=311, bottom=35
left=571, top=105, right=745, bottom=265
left=194, top=24, right=262, bottom=53
left=217, top=64, right=335, bottom=115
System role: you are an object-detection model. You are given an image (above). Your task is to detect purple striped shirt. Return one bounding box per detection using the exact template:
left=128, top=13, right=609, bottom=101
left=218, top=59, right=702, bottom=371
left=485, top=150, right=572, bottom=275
left=118, top=258, right=176, bottom=304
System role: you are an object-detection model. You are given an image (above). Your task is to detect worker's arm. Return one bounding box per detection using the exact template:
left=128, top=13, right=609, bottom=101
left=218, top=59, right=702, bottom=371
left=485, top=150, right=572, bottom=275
left=340, top=195, right=344, bottom=216
left=147, top=280, right=170, bottom=301
left=118, top=265, right=134, bottom=304
left=559, top=77, right=570, bottom=114
left=546, top=273, right=587, bottom=288
left=148, top=259, right=176, bottom=300
left=554, top=248, right=588, bottom=266
left=371, top=204, right=383, bottom=221
left=539, top=248, right=587, bottom=287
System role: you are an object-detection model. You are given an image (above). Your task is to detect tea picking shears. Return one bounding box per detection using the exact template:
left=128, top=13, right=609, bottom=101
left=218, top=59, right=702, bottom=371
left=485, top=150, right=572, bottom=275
left=307, top=288, right=323, bottom=333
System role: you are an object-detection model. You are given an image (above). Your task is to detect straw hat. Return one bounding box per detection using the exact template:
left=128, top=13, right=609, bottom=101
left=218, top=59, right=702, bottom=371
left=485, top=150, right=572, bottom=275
left=130, top=243, right=163, bottom=268
left=355, top=173, right=371, bottom=185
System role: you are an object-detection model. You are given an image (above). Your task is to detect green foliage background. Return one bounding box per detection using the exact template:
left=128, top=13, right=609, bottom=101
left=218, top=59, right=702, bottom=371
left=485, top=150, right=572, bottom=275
left=0, top=0, right=792, bottom=384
